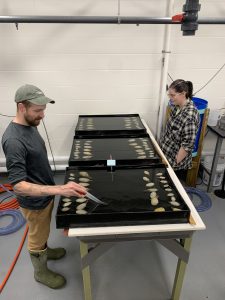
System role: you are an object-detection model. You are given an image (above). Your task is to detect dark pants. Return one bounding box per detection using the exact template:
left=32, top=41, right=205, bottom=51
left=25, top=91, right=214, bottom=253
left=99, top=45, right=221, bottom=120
left=175, top=169, right=188, bottom=182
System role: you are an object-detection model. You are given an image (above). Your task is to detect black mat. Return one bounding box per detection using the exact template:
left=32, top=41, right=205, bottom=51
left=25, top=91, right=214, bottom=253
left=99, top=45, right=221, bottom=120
left=56, top=166, right=190, bottom=228
left=75, top=114, right=146, bottom=137
left=69, top=135, right=162, bottom=167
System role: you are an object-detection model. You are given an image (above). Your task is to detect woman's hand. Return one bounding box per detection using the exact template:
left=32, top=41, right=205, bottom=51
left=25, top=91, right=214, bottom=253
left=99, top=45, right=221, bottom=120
left=175, top=147, right=188, bottom=164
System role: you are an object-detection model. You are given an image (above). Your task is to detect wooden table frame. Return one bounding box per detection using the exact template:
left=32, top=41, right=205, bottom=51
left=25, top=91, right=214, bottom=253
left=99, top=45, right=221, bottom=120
left=78, top=233, right=192, bottom=300
left=67, top=120, right=205, bottom=300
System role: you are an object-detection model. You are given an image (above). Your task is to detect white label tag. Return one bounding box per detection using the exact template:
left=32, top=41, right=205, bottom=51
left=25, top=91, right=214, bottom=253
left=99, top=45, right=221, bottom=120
left=107, top=159, right=116, bottom=167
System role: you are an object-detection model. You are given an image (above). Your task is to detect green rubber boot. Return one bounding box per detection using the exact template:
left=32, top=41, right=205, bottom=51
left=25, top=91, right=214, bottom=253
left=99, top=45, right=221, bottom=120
left=29, top=248, right=66, bottom=289
left=47, top=246, right=66, bottom=260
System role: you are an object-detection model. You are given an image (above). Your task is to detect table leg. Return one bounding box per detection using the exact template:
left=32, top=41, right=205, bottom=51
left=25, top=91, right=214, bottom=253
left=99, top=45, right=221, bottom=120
left=171, top=237, right=192, bottom=300
left=80, top=241, right=92, bottom=300
left=207, top=136, right=223, bottom=192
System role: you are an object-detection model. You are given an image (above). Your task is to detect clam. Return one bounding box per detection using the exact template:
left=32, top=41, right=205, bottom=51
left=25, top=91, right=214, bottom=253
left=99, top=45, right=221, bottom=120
left=146, top=182, right=154, bottom=187
left=147, top=188, right=158, bottom=192
left=79, top=182, right=89, bottom=187
left=143, top=177, right=150, bottom=182
left=79, top=178, right=90, bottom=183
left=130, top=143, right=137, bottom=146
left=61, top=207, right=70, bottom=212
left=172, top=208, right=181, bottom=211
left=83, top=152, right=92, bottom=156
left=150, top=192, right=157, bottom=198
left=154, top=207, right=165, bottom=212
left=63, top=202, right=72, bottom=207
left=76, top=210, right=87, bottom=215
left=136, top=150, right=145, bottom=153
left=151, top=197, right=159, bottom=206
left=76, top=203, right=87, bottom=210
left=76, top=198, right=87, bottom=203
left=62, top=198, right=71, bottom=202
left=170, top=201, right=180, bottom=207
left=79, top=171, right=91, bottom=178
left=160, top=180, right=167, bottom=183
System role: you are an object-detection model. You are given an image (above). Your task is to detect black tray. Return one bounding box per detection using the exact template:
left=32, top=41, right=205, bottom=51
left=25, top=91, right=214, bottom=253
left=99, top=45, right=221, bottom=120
left=68, top=134, right=162, bottom=167
left=56, top=166, right=190, bottom=228
left=75, top=114, right=146, bottom=137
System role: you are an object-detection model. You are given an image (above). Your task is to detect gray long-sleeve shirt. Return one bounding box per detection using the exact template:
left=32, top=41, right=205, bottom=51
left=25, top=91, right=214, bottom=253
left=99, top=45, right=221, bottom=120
left=2, top=122, right=55, bottom=209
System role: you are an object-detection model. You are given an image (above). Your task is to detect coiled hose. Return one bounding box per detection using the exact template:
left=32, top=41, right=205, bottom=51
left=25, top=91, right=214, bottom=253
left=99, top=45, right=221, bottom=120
left=0, top=210, right=26, bottom=235
left=0, top=183, right=28, bottom=293
left=185, top=187, right=212, bottom=212
left=0, top=184, right=26, bottom=235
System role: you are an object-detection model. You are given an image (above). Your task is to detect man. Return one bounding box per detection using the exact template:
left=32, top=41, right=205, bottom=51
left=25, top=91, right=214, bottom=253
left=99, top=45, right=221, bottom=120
left=2, top=84, right=86, bottom=289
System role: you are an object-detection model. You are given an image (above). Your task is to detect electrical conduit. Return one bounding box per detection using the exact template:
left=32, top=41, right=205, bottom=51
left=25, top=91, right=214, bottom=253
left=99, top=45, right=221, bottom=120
left=156, top=0, right=174, bottom=140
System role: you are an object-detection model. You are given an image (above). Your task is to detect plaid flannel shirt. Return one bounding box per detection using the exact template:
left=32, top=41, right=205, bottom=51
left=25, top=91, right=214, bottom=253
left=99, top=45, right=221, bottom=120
left=160, top=99, right=200, bottom=170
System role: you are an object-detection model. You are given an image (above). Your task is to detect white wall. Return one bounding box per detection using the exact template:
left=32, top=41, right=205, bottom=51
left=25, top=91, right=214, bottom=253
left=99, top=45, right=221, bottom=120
left=0, top=0, right=225, bottom=168
left=170, top=0, right=225, bottom=155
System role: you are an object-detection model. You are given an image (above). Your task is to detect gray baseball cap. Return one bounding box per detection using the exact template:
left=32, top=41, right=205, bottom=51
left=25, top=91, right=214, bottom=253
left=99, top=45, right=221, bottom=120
left=15, top=84, right=55, bottom=105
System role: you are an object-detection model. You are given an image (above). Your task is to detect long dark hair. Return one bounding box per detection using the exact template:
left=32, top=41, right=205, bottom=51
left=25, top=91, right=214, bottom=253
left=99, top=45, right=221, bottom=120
left=169, top=79, right=193, bottom=99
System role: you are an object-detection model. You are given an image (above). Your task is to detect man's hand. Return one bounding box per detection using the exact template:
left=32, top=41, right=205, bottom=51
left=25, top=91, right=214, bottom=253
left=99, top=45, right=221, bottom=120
left=14, top=180, right=87, bottom=198
left=60, top=181, right=87, bottom=198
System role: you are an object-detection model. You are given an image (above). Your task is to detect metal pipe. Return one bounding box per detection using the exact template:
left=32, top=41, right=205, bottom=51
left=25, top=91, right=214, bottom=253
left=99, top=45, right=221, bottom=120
left=198, top=18, right=225, bottom=24
left=0, top=15, right=224, bottom=25
left=0, top=16, right=173, bottom=24
left=156, top=0, right=174, bottom=140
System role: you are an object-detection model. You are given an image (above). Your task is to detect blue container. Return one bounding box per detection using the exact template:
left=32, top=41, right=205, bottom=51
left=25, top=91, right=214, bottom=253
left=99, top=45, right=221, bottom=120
left=192, top=97, right=208, bottom=157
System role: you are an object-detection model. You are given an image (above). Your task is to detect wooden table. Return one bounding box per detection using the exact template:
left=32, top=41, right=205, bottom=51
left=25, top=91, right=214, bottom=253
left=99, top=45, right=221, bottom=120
left=67, top=120, right=205, bottom=300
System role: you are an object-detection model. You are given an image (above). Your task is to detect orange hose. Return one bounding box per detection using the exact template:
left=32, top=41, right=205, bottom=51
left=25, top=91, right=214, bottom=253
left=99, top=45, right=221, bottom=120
left=0, top=184, right=13, bottom=193
left=0, top=184, right=19, bottom=211
left=0, top=199, right=19, bottom=210
left=0, top=183, right=28, bottom=294
left=0, top=225, right=28, bottom=294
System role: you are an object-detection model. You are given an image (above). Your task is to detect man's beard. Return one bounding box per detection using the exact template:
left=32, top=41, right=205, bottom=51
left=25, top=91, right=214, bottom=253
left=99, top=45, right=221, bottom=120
left=24, top=115, right=41, bottom=127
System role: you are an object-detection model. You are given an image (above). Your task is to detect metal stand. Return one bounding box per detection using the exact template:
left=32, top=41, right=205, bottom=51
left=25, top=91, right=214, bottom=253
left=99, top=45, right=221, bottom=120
left=214, top=167, right=225, bottom=198
left=206, top=125, right=225, bottom=193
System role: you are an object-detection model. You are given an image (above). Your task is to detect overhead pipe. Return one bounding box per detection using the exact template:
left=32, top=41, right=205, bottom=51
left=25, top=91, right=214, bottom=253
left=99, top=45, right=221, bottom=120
left=0, top=15, right=224, bottom=25
left=0, top=16, right=175, bottom=24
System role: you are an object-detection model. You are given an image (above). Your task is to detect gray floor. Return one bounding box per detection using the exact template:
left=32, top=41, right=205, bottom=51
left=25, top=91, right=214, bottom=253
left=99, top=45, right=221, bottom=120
left=1, top=173, right=225, bottom=300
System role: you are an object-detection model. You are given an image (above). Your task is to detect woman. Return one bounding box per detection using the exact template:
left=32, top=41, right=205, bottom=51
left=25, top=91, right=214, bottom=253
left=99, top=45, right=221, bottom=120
left=160, top=79, right=200, bottom=180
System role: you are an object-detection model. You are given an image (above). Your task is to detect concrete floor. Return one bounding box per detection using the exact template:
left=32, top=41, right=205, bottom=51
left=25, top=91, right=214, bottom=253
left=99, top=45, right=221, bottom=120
left=1, top=172, right=225, bottom=300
